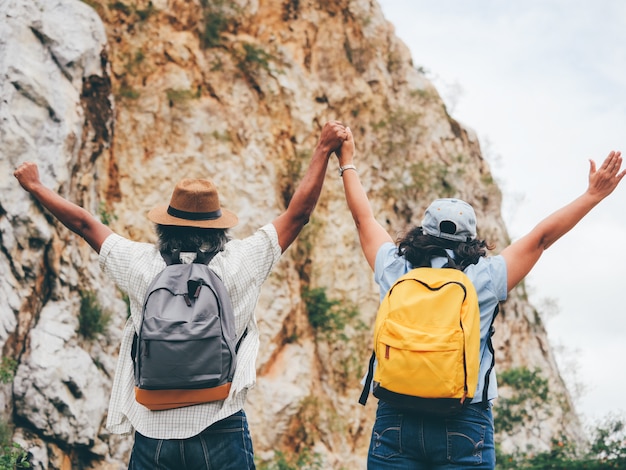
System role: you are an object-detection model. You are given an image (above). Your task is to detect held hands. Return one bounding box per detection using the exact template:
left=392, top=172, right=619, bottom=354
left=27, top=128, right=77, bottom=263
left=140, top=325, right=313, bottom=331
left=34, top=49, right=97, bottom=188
left=14, top=161, right=42, bottom=193
left=318, top=120, right=350, bottom=157
left=587, top=150, right=626, bottom=202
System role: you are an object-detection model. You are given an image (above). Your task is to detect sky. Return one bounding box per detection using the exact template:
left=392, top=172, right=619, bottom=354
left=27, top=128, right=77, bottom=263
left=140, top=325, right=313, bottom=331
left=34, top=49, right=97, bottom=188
left=377, top=0, right=626, bottom=426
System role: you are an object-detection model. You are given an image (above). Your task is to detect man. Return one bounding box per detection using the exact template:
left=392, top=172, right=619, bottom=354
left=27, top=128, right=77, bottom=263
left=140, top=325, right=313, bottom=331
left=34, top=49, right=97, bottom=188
left=14, top=120, right=348, bottom=469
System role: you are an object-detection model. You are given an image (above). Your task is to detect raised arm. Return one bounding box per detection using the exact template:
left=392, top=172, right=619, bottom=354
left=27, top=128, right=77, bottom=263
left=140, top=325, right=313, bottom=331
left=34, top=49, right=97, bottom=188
left=14, top=162, right=113, bottom=253
left=336, top=128, right=393, bottom=270
left=272, top=121, right=347, bottom=252
left=501, top=150, right=625, bottom=292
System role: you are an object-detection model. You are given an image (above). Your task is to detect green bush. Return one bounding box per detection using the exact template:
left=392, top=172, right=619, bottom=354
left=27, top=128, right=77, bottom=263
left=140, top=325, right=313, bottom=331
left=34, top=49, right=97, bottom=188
left=199, top=0, right=237, bottom=48
left=108, top=1, right=156, bottom=21
left=0, top=420, right=29, bottom=469
left=0, top=358, right=17, bottom=385
left=0, top=442, right=30, bottom=469
left=165, top=88, right=201, bottom=105
left=589, top=415, right=626, bottom=462
left=135, top=2, right=156, bottom=21
left=495, top=366, right=550, bottom=433
left=494, top=366, right=626, bottom=468
left=116, top=83, right=140, bottom=100
left=497, top=418, right=626, bottom=468
left=108, top=1, right=132, bottom=15
left=237, top=43, right=275, bottom=75
left=257, top=448, right=323, bottom=470
left=302, top=287, right=359, bottom=338
left=98, top=202, right=117, bottom=226
left=78, top=290, right=112, bottom=340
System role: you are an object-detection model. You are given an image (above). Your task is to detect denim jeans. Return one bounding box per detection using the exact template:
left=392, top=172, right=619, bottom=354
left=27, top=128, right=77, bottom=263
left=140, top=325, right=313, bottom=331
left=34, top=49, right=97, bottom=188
left=367, top=400, right=495, bottom=469
left=128, top=410, right=255, bottom=470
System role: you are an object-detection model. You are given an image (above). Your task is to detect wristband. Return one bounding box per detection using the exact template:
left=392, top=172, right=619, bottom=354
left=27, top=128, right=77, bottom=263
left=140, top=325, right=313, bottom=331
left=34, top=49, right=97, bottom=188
left=339, top=164, right=357, bottom=177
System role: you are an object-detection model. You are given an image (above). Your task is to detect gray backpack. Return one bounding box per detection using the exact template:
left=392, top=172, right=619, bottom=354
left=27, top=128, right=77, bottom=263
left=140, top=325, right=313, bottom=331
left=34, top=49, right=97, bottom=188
left=132, top=249, right=241, bottom=411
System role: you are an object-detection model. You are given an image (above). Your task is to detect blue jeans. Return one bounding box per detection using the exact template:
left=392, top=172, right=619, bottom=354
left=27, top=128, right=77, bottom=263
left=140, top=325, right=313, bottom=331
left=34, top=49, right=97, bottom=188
left=367, top=401, right=495, bottom=469
left=128, top=410, right=255, bottom=470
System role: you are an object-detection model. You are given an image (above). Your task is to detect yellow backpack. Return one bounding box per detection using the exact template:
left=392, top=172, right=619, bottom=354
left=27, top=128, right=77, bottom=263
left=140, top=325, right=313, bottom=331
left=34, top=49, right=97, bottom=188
left=359, top=267, right=482, bottom=416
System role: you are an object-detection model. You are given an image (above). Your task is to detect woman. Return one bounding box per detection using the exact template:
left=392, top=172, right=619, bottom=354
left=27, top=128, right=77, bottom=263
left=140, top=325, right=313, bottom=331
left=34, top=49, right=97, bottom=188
left=335, top=128, right=624, bottom=469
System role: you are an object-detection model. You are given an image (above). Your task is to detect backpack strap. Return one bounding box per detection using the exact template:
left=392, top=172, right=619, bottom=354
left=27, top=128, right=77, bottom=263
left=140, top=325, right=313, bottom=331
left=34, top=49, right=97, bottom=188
left=359, top=351, right=377, bottom=406
left=192, top=248, right=249, bottom=353
left=160, top=248, right=220, bottom=266
left=235, top=329, right=248, bottom=353
left=481, top=304, right=499, bottom=404
left=194, top=248, right=217, bottom=265
left=442, top=252, right=459, bottom=270
left=160, top=249, right=182, bottom=265
left=188, top=249, right=219, bottom=300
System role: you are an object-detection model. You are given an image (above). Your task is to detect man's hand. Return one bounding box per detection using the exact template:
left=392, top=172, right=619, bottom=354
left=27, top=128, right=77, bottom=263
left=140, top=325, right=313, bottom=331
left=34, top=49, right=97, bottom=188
left=272, top=120, right=347, bottom=252
left=14, top=160, right=113, bottom=253
left=14, top=161, right=42, bottom=193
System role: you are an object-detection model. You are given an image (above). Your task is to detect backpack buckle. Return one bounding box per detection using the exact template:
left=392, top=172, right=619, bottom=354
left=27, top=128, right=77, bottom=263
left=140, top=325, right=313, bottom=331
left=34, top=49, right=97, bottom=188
left=187, top=280, right=202, bottom=300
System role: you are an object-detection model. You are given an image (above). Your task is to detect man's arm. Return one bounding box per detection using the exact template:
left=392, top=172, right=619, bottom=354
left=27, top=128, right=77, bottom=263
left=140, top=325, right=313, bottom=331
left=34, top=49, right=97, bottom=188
left=336, top=127, right=393, bottom=270
left=501, top=150, right=625, bottom=292
left=272, top=121, right=347, bottom=252
left=14, top=162, right=113, bottom=253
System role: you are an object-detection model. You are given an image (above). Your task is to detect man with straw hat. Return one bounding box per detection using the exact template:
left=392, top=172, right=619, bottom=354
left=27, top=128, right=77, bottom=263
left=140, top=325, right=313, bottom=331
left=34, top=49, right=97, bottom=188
left=14, top=120, right=349, bottom=469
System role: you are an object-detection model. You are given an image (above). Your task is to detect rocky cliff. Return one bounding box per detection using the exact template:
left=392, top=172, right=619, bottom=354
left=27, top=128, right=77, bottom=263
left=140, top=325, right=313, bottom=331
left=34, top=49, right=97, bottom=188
left=0, top=0, right=584, bottom=468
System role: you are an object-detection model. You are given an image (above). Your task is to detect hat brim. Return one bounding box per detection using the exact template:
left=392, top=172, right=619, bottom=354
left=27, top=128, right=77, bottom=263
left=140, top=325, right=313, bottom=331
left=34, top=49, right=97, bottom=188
left=147, top=205, right=238, bottom=229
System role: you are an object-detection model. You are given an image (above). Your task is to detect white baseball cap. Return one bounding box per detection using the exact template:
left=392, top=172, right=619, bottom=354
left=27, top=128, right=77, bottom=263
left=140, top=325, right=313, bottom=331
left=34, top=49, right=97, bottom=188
left=421, top=198, right=477, bottom=242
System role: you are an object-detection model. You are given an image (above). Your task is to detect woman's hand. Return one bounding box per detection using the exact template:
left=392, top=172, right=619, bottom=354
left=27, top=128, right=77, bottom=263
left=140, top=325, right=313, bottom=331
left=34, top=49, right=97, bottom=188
left=336, top=126, right=355, bottom=167
left=587, top=150, right=626, bottom=202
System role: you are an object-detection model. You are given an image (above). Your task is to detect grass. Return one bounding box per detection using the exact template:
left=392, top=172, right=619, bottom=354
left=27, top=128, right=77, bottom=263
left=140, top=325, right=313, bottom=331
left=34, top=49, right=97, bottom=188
left=78, top=290, right=112, bottom=340
left=0, top=358, right=17, bottom=385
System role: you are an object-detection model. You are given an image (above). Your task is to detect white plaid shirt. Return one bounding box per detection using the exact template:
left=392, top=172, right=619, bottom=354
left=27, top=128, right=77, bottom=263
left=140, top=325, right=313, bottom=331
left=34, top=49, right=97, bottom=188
left=98, top=224, right=281, bottom=439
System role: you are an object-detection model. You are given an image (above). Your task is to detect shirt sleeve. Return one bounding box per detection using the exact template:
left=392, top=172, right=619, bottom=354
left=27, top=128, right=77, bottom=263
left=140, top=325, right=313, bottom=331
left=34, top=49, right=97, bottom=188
left=483, top=255, right=508, bottom=302
left=98, top=233, right=163, bottom=330
left=213, top=224, right=281, bottom=298
left=99, top=233, right=133, bottom=292
left=374, top=242, right=413, bottom=301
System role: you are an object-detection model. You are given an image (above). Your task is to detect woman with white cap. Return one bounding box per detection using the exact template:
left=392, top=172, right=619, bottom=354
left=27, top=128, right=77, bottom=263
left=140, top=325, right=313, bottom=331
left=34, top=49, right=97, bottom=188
left=335, top=127, right=624, bottom=469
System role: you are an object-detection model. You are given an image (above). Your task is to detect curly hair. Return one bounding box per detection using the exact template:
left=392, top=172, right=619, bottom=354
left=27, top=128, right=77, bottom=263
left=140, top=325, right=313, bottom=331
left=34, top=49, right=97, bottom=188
left=155, top=224, right=230, bottom=258
left=397, top=226, right=492, bottom=271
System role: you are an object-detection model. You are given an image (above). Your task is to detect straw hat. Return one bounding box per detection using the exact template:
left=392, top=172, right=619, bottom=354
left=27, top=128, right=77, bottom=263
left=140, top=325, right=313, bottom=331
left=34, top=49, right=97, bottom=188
left=148, top=178, right=238, bottom=229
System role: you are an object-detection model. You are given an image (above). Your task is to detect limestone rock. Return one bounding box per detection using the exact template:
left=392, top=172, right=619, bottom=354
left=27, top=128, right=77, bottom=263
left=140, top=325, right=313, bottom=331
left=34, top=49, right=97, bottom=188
left=0, top=0, right=584, bottom=467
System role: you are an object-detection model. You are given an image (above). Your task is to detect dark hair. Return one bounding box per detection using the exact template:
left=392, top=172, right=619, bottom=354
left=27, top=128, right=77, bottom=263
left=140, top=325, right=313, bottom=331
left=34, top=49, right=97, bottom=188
left=397, top=226, right=492, bottom=271
left=155, top=224, right=230, bottom=257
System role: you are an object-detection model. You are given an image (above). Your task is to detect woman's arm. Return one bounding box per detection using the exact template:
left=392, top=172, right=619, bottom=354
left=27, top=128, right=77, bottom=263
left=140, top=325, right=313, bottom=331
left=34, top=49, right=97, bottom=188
left=337, top=128, right=393, bottom=270
left=14, top=162, right=113, bottom=253
left=501, top=150, right=625, bottom=292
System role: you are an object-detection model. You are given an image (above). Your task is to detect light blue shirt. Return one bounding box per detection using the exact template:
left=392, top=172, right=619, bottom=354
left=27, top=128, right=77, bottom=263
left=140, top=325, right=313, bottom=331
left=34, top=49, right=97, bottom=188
left=373, top=242, right=508, bottom=403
